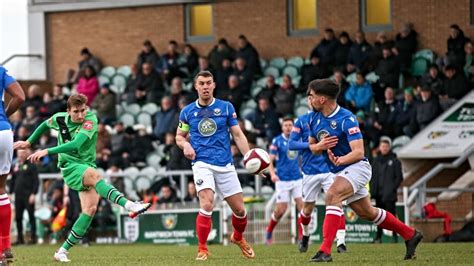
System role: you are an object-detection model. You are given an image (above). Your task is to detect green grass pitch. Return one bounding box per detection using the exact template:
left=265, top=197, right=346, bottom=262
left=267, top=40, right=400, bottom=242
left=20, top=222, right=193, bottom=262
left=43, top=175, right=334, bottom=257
left=11, top=242, right=474, bottom=265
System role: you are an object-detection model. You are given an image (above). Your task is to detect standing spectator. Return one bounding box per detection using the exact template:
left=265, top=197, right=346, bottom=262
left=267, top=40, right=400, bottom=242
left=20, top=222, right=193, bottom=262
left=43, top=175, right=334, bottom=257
left=218, top=75, right=244, bottom=115
left=208, top=38, right=235, bottom=71
left=215, top=58, right=234, bottom=92
left=375, top=46, right=401, bottom=101
left=347, top=31, right=372, bottom=73
left=310, top=28, right=338, bottom=67
left=393, top=88, right=417, bottom=136
left=136, top=40, right=160, bottom=70
left=299, top=55, right=331, bottom=92
left=445, top=24, right=469, bottom=69
left=66, top=48, right=102, bottom=87
left=236, top=34, right=262, bottom=77
left=124, top=64, right=140, bottom=104
left=370, top=137, right=403, bottom=243
left=137, top=40, right=162, bottom=72
left=246, top=97, right=281, bottom=143
left=162, top=40, right=186, bottom=84
left=421, top=64, right=444, bottom=94
left=21, top=106, right=40, bottom=133
left=393, top=23, right=418, bottom=73
left=153, top=96, right=177, bottom=142
left=273, top=75, right=296, bottom=117
left=334, top=31, right=353, bottom=72
left=10, top=148, right=39, bottom=245
left=344, top=72, right=373, bottom=112
left=407, top=86, right=442, bottom=136
left=76, top=66, right=99, bottom=105
left=136, top=62, right=165, bottom=104
left=180, top=44, right=199, bottom=76
left=439, top=65, right=470, bottom=110
left=233, top=57, right=253, bottom=96
left=91, top=84, right=117, bottom=125
left=256, top=75, right=279, bottom=107
left=370, top=32, right=394, bottom=69
left=168, top=77, right=192, bottom=109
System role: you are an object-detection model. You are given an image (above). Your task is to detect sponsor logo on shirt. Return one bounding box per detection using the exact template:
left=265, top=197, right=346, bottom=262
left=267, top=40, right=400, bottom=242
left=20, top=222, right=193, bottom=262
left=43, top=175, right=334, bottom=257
left=82, top=120, right=93, bottom=131
left=348, top=127, right=360, bottom=135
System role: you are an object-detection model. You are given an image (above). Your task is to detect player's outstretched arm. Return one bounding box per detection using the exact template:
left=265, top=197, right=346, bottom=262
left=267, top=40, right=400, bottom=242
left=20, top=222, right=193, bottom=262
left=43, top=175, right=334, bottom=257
left=230, top=125, right=250, bottom=156
left=5, top=81, right=25, bottom=117
left=13, top=120, right=50, bottom=150
left=28, top=133, right=89, bottom=163
left=176, top=121, right=195, bottom=160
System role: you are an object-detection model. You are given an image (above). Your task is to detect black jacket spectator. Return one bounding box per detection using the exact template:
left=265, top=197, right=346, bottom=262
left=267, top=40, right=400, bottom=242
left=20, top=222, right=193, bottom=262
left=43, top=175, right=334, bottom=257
left=393, top=89, right=417, bottom=136
left=310, top=28, right=338, bottom=66
left=181, top=44, right=199, bottom=75
left=273, top=75, right=296, bottom=117
left=236, top=35, right=262, bottom=77
left=409, top=87, right=442, bottom=134
left=375, top=48, right=401, bottom=90
left=215, top=59, right=234, bottom=92
left=233, top=57, right=253, bottom=96
left=246, top=98, right=281, bottom=143
left=217, top=75, right=244, bottom=115
left=334, top=32, right=352, bottom=70
left=394, top=26, right=418, bottom=71
left=370, top=152, right=402, bottom=203
left=447, top=24, right=470, bottom=68
left=299, top=56, right=331, bottom=92
left=137, top=40, right=161, bottom=71
left=421, top=65, right=444, bottom=95
left=136, top=62, right=165, bottom=104
left=348, top=32, right=372, bottom=72
left=208, top=38, right=235, bottom=71
left=256, top=76, right=279, bottom=107
left=440, top=66, right=471, bottom=100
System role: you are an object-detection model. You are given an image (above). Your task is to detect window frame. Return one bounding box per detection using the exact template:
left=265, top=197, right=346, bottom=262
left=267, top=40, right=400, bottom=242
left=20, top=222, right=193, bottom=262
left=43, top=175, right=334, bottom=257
left=185, top=3, right=214, bottom=43
left=287, top=0, right=319, bottom=37
left=360, top=0, right=393, bottom=32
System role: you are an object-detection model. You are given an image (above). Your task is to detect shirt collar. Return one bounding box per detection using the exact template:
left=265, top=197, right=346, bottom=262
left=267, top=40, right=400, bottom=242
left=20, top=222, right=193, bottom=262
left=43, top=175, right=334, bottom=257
left=194, top=98, right=216, bottom=108
left=327, top=105, right=340, bottom=118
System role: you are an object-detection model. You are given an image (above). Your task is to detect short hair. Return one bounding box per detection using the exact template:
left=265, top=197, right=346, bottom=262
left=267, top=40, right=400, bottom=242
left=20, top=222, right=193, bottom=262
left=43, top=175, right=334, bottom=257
left=194, top=70, right=214, bottom=83
left=169, top=40, right=178, bottom=46
left=282, top=117, right=294, bottom=124
left=307, top=79, right=340, bottom=100
left=80, top=48, right=90, bottom=56
left=67, top=94, right=88, bottom=109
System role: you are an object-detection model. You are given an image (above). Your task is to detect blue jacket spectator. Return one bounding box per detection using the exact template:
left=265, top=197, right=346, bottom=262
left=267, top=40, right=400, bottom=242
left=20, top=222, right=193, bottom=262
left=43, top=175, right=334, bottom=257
left=153, top=96, right=177, bottom=142
left=344, top=72, right=373, bottom=112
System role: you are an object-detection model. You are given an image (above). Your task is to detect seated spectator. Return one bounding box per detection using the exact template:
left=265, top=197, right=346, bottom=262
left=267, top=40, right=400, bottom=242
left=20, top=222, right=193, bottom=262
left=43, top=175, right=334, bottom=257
left=66, top=48, right=102, bottom=87
left=123, top=64, right=140, bottom=104
left=310, top=28, right=338, bottom=67
left=158, top=184, right=179, bottom=204
left=184, top=182, right=198, bottom=203
left=333, top=69, right=350, bottom=108
left=236, top=34, right=262, bottom=77
left=393, top=87, right=417, bottom=136
left=76, top=65, right=99, bottom=105
left=407, top=86, right=442, bottom=136
left=344, top=71, right=373, bottom=112
left=421, top=64, right=444, bottom=94
left=135, top=62, right=165, bottom=104
left=21, top=105, right=40, bottom=133
left=91, top=83, right=117, bottom=125
left=162, top=40, right=186, bottom=84
left=273, top=74, right=296, bottom=117
left=233, top=57, right=253, bottom=96
left=168, top=77, right=193, bottom=108
left=393, top=23, right=418, bottom=72
left=215, top=58, right=233, bottom=92
left=50, top=85, right=68, bottom=113
left=256, top=75, right=279, bottom=107
left=22, top=84, right=42, bottom=112
left=217, top=75, right=244, bottom=115
left=439, top=65, right=471, bottom=110
left=208, top=38, right=235, bottom=71
left=299, top=55, right=331, bottom=92
left=375, top=45, right=401, bottom=101
left=153, top=96, right=177, bottom=142
left=347, top=31, right=372, bottom=73
left=246, top=97, right=281, bottom=143
left=180, top=44, right=199, bottom=76
left=123, top=126, right=153, bottom=167
left=163, top=132, right=191, bottom=170
left=136, top=39, right=162, bottom=72
left=334, top=31, right=352, bottom=72
left=192, top=56, right=215, bottom=78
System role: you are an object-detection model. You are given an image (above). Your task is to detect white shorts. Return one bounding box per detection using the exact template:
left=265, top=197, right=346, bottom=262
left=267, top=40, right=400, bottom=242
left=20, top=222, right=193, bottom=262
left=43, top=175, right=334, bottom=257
left=0, top=130, right=13, bottom=175
left=192, top=161, right=243, bottom=200
left=302, top=172, right=335, bottom=202
left=275, top=179, right=302, bottom=203
left=337, top=160, right=372, bottom=204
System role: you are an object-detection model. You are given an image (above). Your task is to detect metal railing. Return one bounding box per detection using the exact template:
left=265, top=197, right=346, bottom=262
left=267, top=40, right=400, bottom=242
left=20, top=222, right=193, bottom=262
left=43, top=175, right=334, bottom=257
left=1, top=54, right=42, bottom=66
left=405, top=144, right=474, bottom=218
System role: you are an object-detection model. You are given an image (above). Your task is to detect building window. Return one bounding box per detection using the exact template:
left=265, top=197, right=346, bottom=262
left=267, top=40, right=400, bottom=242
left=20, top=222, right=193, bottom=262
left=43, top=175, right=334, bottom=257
left=361, top=0, right=392, bottom=32
left=288, top=0, right=318, bottom=36
left=185, top=4, right=213, bottom=42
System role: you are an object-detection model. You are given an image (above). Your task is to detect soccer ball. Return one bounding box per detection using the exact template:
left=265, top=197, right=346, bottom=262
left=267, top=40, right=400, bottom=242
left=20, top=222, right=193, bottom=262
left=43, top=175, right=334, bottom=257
left=243, top=148, right=270, bottom=174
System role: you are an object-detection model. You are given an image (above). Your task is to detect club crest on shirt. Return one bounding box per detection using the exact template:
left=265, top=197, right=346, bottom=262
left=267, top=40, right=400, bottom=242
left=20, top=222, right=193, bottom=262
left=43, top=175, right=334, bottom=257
left=287, top=150, right=299, bottom=160
left=198, top=118, right=217, bottom=136
left=213, top=108, right=221, bottom=116
left=316, top=130, right=330, bottom=141
left=82, top=120, right=93, bottom=131
left=330, top=120, right=337, bottom=129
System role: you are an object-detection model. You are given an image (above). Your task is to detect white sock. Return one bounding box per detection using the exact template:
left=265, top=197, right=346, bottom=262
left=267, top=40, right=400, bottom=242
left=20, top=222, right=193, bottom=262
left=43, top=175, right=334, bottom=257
left=302, top=223, right=310, bottom=236
left=336, top=229, right=346, bottom=246
left=58, top=247, right=68, bottom=254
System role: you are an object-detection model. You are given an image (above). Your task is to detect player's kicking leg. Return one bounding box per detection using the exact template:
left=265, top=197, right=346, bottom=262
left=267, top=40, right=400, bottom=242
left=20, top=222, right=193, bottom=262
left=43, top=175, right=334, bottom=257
left=226, top=192, right=255, bottom=259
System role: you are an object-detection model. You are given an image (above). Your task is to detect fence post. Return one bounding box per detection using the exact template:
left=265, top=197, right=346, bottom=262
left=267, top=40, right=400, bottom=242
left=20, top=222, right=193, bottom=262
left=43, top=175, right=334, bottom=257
left=403, top=186, right=410, bottom=226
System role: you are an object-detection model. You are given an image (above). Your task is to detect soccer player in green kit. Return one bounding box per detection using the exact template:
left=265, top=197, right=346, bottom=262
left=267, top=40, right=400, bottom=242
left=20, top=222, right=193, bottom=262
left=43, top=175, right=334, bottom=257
left=14, top=94, right=151, bottom=262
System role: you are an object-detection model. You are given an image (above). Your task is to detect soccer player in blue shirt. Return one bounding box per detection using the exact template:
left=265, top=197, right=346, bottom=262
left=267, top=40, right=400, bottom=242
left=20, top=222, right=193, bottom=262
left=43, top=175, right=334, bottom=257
left=0, top=66, right=25, bottom=264
left=265, top=118, right=303, bottom=245
left=176, top=71, right=255, bottom=261
left=306, top=79, right=422, bottom=262
left=288, top=96, right=346, bottom=253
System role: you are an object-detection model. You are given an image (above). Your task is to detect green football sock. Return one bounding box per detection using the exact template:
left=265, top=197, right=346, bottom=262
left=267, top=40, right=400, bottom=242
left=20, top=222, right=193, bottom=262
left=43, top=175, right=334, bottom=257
left=95, top=179, right=128, bottom=207
left=61, top=213, right=93, bottom=250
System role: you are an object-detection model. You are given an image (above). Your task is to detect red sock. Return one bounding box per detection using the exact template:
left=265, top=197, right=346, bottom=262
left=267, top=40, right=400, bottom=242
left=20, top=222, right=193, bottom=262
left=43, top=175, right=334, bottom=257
left=266, top=213, right=278, bottom=234
left=339, top=215, right=346, bottom=230
left=300, top=211, right=312, bottom=237
left=319, top=206, right=343, bottom=254
left=0, top=194, right=11, bottom=252
left=373, top=208, right=415, bottom=240
left=196, top=210, right=212, bottom=252
left=232, top=211, right=247, bottom=241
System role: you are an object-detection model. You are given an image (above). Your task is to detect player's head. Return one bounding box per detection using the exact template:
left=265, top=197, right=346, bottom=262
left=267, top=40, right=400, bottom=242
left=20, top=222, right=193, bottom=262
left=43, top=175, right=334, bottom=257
left=67, top=94, right=88, bottom=123
left=306, top=79, right=340, bottom=112
left=194, top=70, right=215, bottom=102
left=281, top=117, right=294, bottom=136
